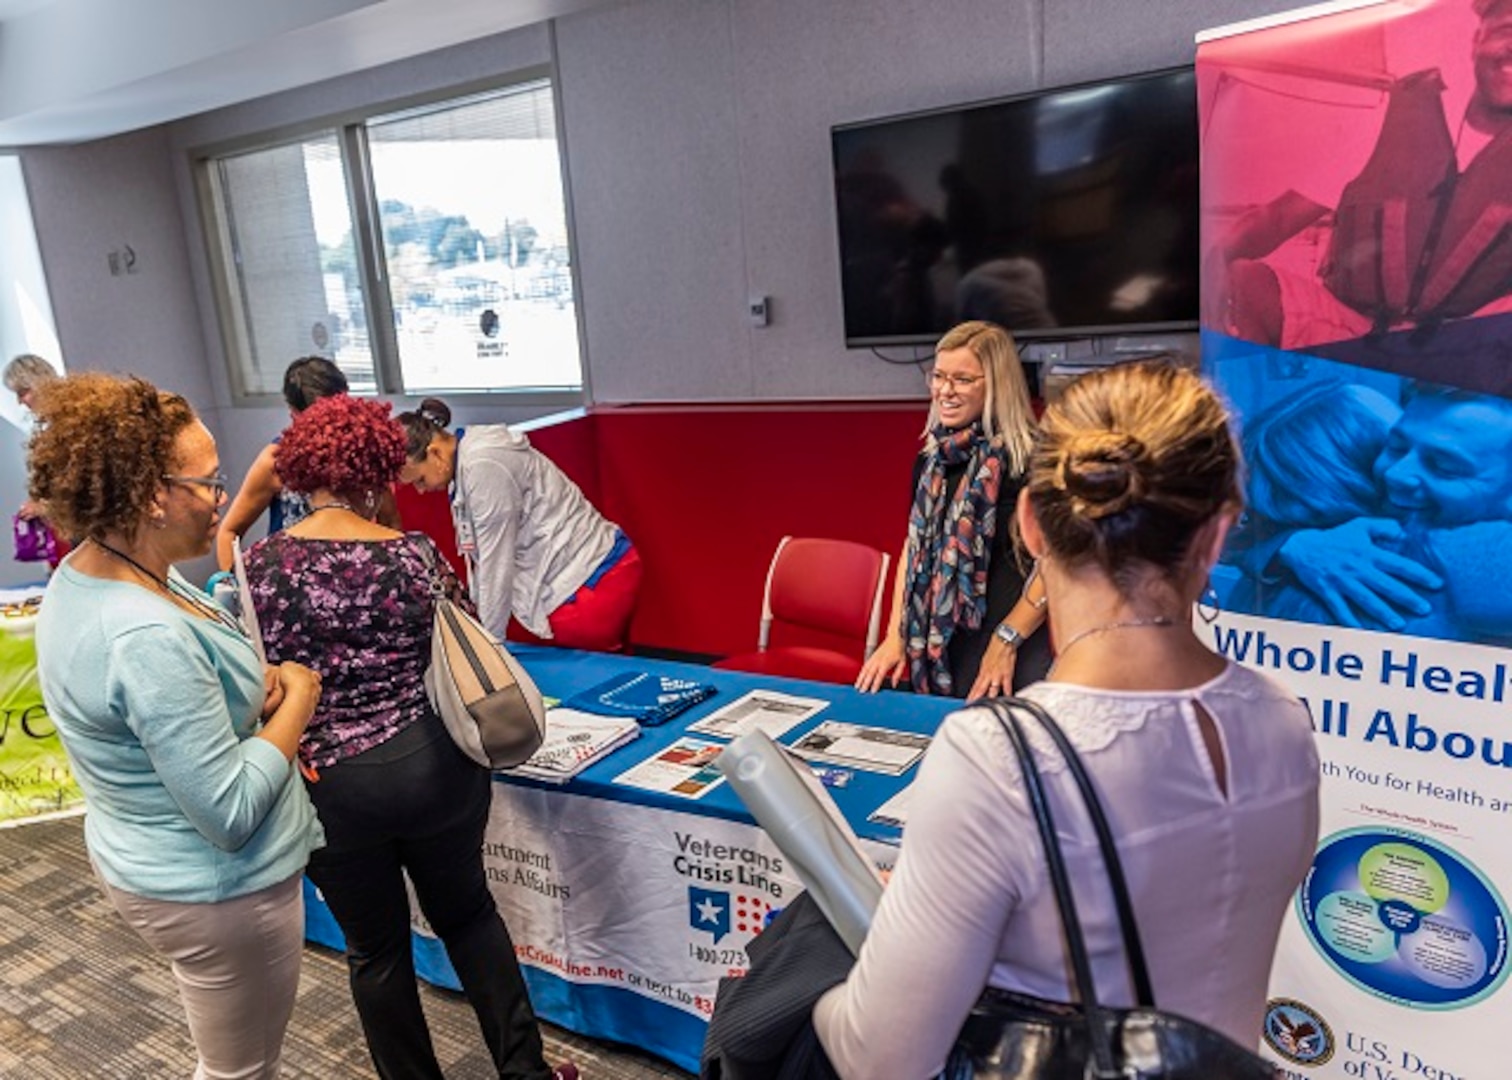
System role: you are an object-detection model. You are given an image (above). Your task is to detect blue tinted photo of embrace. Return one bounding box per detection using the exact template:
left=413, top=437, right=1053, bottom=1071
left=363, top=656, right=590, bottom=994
left=1207, top=332, right=1512, bottom=648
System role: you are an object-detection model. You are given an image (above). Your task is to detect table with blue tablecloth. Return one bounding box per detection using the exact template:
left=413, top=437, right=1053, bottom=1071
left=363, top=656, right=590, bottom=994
left=303, top=646, right=957, bottom=1072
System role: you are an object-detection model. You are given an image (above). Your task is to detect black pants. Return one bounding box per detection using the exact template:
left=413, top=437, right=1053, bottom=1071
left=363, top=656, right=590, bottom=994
left=306, top=713, right=550, bottom=1080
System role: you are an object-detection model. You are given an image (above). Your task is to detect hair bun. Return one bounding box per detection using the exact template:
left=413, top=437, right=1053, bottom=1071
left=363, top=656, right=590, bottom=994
left=1057, top=431, right=1148, bottom=520
left=418, top=397, right=451, bottom=429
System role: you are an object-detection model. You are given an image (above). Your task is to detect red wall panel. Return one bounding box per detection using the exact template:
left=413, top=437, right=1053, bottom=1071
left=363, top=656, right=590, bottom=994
left=393, top=484, right=464, bottom=582
left=399, top=402, right=930, bottom=658
left=591, top=403, right=925, bottom=657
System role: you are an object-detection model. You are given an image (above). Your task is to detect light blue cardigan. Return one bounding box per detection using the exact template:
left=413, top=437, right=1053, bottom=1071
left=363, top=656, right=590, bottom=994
left=36, top=563, right=322, bottom=902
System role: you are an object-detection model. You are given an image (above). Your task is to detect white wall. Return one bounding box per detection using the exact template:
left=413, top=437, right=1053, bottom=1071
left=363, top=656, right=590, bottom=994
left=0, top=0, right=620, bottom=145
left=13, top=0, right=1309, bottom=504
left=0, top=155, right=60, bottom=587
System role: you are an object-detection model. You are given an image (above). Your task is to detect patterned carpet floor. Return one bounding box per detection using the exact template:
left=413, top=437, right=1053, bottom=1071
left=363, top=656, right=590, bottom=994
left=0, top=815, right=692, bottom=1078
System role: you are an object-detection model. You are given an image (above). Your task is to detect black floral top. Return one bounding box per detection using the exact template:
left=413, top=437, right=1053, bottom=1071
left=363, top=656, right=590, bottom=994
left=244, top=532, right=473, bottom=770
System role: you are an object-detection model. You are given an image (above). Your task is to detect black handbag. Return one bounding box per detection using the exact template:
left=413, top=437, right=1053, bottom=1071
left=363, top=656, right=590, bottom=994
left=942, top=696, right=1279, bottom=1080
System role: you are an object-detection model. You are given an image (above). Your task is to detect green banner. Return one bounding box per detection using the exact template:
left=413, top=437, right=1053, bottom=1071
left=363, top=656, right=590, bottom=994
left=0, top=612, right=82, bottom=823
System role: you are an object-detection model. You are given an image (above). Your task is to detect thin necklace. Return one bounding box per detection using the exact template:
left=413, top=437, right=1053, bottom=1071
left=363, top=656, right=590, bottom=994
left=1052, top=615, right=1176, bottom=667
left=90, top=538, right=243, bottom=634
left=307, top=501, right=356, bottom=514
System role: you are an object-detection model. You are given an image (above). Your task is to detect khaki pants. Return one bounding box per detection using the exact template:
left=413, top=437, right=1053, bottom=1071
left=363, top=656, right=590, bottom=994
left=102, top=873, right=304, bottom=1080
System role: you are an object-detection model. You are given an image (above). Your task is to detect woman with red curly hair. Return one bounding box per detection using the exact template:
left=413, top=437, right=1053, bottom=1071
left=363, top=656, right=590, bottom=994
left=242, top=394, right=572, bottom=1080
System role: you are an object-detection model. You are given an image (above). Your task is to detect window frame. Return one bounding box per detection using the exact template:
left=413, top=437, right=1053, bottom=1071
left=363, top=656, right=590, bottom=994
left=192, top=68, right=590, bottom=408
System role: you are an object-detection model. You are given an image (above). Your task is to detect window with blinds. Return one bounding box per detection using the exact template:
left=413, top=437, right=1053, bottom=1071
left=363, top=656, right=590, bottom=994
left=199, top=78, right=582, bottom=402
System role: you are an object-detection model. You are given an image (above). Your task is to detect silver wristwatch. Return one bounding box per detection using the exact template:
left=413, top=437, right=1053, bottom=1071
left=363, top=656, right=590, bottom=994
left=994, top=623, right=1025, bottom=650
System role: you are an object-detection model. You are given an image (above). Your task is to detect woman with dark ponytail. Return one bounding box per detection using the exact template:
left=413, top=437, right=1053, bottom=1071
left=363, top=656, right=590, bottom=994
left=396, top=398, right=641, bottom=651
left=216, top=357, right=400, bottom=570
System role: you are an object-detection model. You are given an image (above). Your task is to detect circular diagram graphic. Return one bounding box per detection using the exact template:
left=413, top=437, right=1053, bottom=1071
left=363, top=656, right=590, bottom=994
left=1297, top=827, right=1509, bottom=1009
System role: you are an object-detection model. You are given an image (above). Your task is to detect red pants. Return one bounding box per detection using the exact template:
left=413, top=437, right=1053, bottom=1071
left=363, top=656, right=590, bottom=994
left=510, top=547, right=643, bottom=653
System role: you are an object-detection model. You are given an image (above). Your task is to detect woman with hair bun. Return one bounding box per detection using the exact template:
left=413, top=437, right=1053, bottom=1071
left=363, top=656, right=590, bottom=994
left=395, top=398, right=640, bottom=652
left=815, top=361, right=1321, bottom=1079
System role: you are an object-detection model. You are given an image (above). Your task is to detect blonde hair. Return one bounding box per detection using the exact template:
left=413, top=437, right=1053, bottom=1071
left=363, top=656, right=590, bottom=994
left=923, top=321, right=1035, bottom=473
left=3, top=354, right=58, bottom=396
left=1028, top=360, right=1241, bottom=592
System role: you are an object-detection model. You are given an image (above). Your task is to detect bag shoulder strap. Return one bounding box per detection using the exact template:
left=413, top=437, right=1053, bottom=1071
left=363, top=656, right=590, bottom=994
left=984, top=698, right=1119, bottom=1078
left=993, top=696, right=1155, bottom=1006
left=982, top=696, right=1158, bottom=1079
left=405, top=533, right=447, bottom=599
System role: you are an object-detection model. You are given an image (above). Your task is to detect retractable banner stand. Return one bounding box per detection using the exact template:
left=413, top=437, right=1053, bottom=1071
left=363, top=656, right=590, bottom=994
left=1200, top=2, right=1512, bottom=1076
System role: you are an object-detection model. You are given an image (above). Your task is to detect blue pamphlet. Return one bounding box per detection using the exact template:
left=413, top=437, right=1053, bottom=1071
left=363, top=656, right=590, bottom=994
left=564, top=671, right=717, bottom=726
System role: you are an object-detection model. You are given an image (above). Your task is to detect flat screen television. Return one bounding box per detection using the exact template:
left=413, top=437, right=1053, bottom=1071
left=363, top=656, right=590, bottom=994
left=832, top=66, right=1198, bottom=347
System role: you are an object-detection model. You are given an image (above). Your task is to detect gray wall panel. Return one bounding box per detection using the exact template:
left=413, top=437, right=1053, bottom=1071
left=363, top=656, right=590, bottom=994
left=1043, top=0, right=1308, bottom=85
left=14, top=0, right=1289, bottom=479
left=556, top=0, right=751, bottom=401
left=24, top=127, right=211, bottom=410
left=728, top=0, right=1038, bottom=399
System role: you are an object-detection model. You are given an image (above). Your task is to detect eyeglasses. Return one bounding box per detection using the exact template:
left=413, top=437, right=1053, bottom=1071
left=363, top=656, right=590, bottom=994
left=163, top=471, right=229, bottom=499
left=927, top=371, right=986, bottom=391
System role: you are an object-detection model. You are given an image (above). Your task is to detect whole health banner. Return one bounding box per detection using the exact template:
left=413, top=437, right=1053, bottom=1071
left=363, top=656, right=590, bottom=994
left=1200, top=2, right=1512, bottom=1076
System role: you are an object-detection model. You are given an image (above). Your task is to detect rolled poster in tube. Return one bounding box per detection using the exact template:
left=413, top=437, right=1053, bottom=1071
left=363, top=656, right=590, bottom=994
left=717, top=731, right=883, bottom=955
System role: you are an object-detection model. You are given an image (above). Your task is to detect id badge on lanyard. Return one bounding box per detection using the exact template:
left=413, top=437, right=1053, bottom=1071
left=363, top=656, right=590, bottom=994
left=452, top=427, right=479, bottom=558
left=453, top=500, right=478, bottom=557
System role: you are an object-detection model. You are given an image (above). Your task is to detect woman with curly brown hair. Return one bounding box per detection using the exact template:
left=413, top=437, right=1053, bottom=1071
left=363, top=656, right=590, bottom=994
left=29, top=372, right=324, bottom=1080
left=242, top=394, right=571, bottom=1080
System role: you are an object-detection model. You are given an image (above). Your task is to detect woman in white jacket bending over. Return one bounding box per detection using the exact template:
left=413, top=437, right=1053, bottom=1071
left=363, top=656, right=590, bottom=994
left=397, top=399, right=641, bottom=652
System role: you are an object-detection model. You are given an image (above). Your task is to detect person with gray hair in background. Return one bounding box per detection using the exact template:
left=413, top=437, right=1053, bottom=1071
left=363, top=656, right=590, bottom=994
left=3, top=352, right=58, bottom=413
left=5, top=353, right=59, bottom=525
left=5, top=353, right=66, bottom=568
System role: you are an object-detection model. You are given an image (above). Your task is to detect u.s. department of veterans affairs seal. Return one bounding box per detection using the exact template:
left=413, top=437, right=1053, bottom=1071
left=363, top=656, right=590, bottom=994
left=1262, top=998, right=1334, bottom=1066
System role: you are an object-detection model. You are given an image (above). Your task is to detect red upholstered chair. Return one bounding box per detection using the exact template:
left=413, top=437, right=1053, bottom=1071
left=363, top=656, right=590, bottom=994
left=713, top=536, right=891, bottom=685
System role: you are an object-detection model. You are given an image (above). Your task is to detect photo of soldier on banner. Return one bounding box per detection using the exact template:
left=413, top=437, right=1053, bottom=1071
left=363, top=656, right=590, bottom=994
left=1202, top=0, right=1512, bottom=398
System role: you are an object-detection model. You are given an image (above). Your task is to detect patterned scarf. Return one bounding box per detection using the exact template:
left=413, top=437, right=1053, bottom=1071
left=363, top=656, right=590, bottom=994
left=904, top=423, right=1006, bottom=695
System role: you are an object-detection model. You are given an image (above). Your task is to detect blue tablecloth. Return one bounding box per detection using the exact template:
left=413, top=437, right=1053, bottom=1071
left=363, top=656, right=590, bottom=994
left=304, top=647, right=959, bottom=1072
left=506, top=646, right=952, bottom=837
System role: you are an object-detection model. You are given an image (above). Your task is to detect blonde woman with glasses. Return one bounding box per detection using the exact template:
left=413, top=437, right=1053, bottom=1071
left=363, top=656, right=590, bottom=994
left=856, top=320, right=1051, bottom=699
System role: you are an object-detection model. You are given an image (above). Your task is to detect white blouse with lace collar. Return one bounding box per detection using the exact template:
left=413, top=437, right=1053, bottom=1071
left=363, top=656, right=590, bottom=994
left=814, top=661, right=1320, bottom=1080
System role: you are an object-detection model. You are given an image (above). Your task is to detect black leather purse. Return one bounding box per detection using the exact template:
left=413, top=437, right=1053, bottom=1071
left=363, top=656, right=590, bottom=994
left=942, top=696, right=1280, bottom=1080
